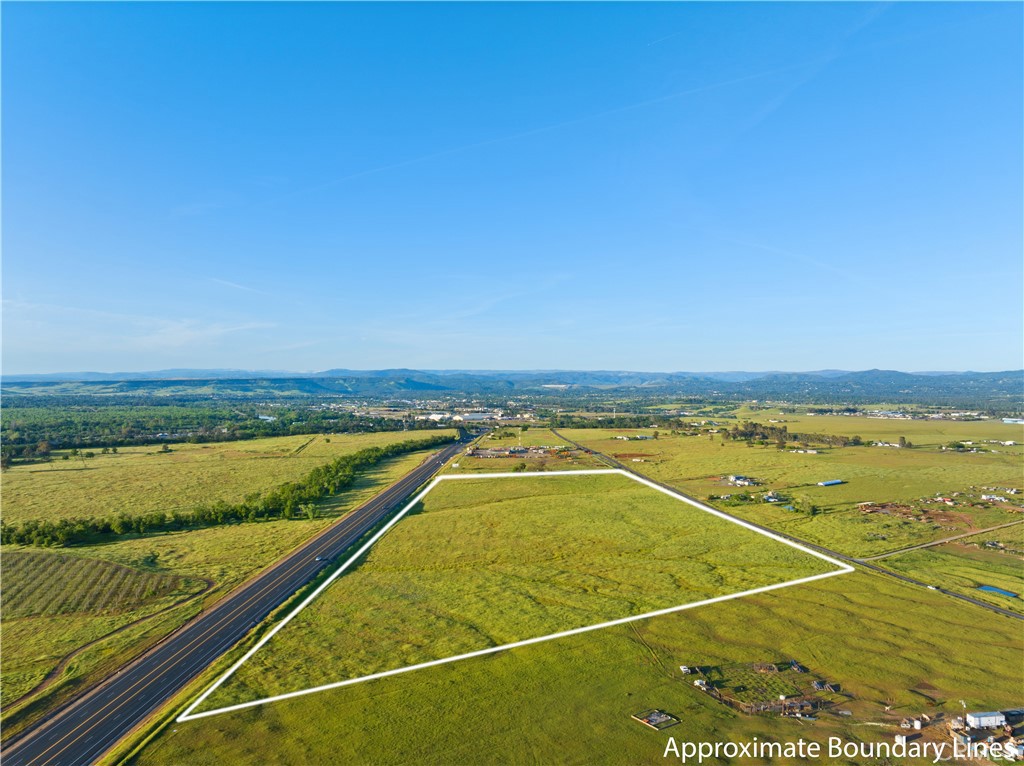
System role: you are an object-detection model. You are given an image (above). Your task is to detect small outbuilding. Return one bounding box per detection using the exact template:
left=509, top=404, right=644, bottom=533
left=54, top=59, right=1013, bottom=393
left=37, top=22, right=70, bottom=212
left=966, top=711, right=1006, bottom=729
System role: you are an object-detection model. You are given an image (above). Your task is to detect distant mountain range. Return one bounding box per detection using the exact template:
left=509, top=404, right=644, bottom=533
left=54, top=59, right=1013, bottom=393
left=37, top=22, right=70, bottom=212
left=0, top=368, right=1006, bottom=383
left=2, top=368, right=1021, bottom=406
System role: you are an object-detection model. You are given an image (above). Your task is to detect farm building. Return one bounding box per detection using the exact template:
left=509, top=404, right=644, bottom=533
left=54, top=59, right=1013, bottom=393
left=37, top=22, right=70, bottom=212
left=966, top=712, right=1006, bottom=729
left=727, top=475, right=759, bottom=486
left=817, top=479, right=844, bottom=487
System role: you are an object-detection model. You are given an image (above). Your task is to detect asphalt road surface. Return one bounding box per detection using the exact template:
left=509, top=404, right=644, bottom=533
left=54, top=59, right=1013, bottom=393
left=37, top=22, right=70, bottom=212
left=552, top=429, right=1024, bottom=622
left=2, top=435, right=471, bottom=766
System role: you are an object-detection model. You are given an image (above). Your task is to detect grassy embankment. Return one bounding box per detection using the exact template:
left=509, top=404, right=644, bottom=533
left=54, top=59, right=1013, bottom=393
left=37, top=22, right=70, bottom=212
left=0, top=431, right=456, bottom=735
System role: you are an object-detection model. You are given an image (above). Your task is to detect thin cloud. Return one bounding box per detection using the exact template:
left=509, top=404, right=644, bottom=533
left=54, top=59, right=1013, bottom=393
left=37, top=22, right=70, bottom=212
left=2, top=300, right=274, bottom=352
left=646, top=31, right=686, bottom=47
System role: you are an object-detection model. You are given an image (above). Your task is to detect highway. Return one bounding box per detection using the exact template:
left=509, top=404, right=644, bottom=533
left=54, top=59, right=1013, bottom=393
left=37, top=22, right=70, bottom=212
left=1, top=435, right=471, bottom=766
left=552, top=429, right=1024, bottom=622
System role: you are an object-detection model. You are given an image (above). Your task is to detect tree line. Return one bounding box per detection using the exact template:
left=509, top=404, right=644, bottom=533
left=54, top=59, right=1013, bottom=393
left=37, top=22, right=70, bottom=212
left=548, top=414, right=679, bottom=430
left=1, top=434, right=455, bottom=548
left=722, top=421, right=864, bottom=448
left=1, top=401, right=450, bottom=467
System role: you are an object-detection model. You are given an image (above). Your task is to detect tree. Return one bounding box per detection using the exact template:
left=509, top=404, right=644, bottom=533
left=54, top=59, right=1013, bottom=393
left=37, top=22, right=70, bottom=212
left=898, top=436, right=907, bottom=449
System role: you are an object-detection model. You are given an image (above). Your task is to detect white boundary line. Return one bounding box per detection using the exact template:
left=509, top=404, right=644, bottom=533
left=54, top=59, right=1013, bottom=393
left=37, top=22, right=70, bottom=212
left=177, top=469, right=852, bottom=722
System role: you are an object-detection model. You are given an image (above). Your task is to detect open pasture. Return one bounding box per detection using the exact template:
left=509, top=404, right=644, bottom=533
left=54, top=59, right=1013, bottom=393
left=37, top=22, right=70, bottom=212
left=479, top=426, right=569, bottom=447
left=560, top=428, right=1023, bottom=557
left=2, top=430, right=456, bottom=525
left=133, top=567, right=1023, bottom=766
left=730, top=407, right=1024, bottom=446
left=448, top=427, right=604, bottom=473
left=192, top=471, right=840, bottom=715
left=879, top=529, right=1024, bottom=614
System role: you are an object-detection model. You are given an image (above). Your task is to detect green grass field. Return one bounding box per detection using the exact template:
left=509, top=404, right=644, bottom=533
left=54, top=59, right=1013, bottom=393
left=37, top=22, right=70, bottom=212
left=193, top=472, right=840, bottom=713
left=878, top=527, right=1024, bottom=614
left=2, top=431, right=455, bottom=525
left=131, top=566, right=1023, bottom=766
left=480, top=426, right=570, bottom=447
left=447, top=427, right=606, bottom=473
left=730, top=408, right=1024, bottom=446
left=0, top=445, right=448, bottom=734
left=559, top=428, right=1023, bottom=557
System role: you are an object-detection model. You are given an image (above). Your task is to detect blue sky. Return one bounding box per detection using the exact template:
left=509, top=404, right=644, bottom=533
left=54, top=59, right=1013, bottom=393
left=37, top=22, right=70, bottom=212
left=3, top=2, right=1021, bottom=373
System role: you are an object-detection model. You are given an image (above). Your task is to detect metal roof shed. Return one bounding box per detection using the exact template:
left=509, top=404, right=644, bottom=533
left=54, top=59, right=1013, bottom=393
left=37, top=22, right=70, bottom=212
left=966, top=712, right=1006, bottom=729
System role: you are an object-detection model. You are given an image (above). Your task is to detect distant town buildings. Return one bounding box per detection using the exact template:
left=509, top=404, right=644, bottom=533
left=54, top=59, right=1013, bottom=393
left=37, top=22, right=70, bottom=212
left=452, top=412, right=501, bottom=422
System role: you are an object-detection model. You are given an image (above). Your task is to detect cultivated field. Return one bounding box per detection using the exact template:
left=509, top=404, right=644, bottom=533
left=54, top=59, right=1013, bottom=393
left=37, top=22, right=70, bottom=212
left=192, top=472, right=840, bottom=713
left=559, top=425, right=1023, bottom=557
left=2, top=552, right=199, bottom=619
left=3, top=431, right=455, bottom=524
left=1, top=553, right=207, bottom=708
left=131, top=567, right=1023, bottom=766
